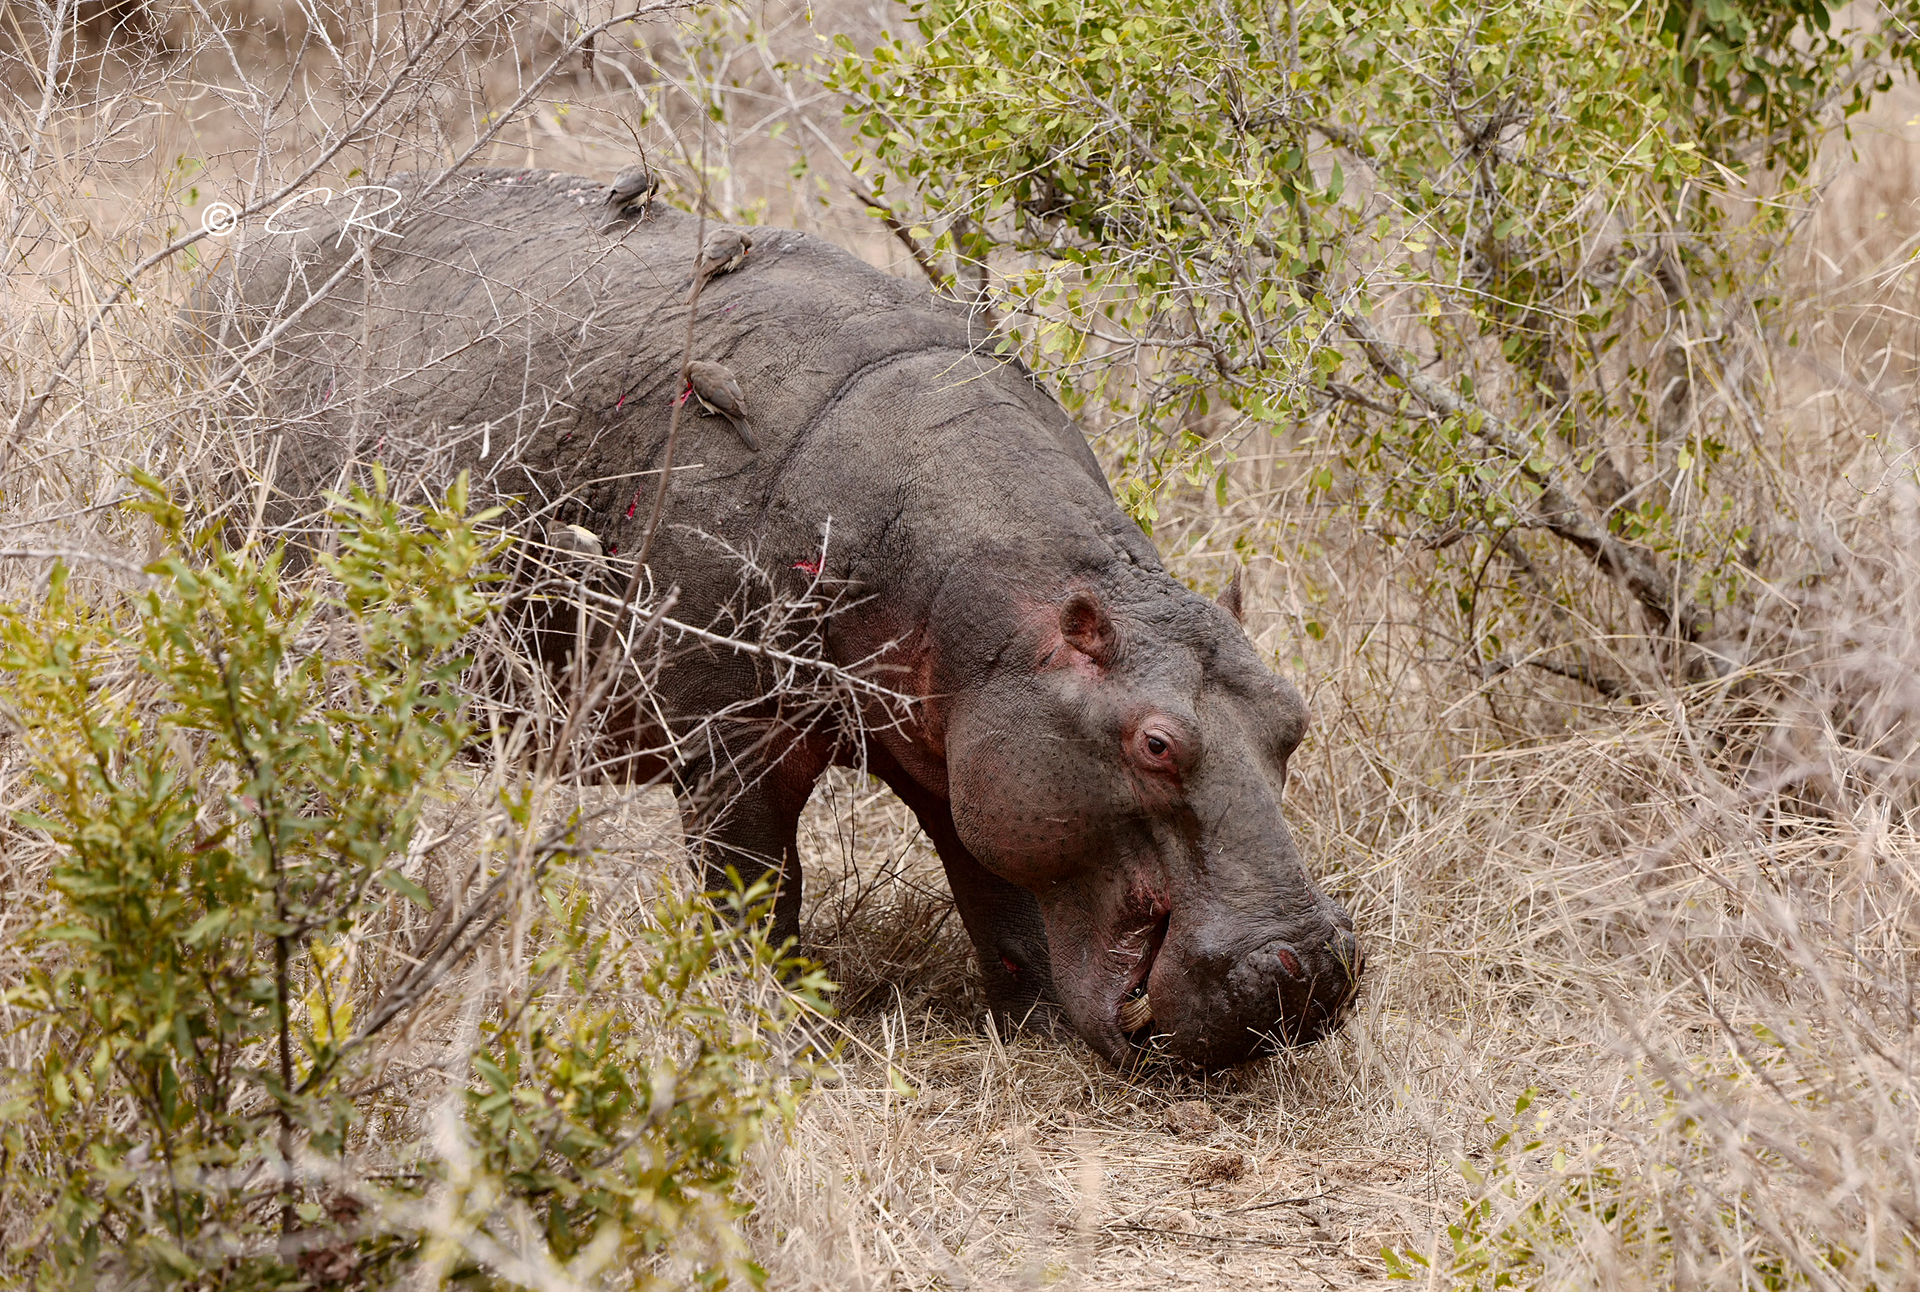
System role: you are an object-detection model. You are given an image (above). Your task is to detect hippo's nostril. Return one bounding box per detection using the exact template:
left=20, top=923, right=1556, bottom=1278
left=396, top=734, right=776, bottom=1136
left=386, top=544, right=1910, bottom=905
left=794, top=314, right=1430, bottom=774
left=1325, top=928, right=1364, bottom=983
left=1274, top=946, right=1301, bottom=977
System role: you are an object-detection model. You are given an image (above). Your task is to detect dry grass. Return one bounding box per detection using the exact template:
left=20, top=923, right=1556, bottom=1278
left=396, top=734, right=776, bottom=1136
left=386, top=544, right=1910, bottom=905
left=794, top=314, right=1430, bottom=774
left=3, top=3, right=1919, bottom=1287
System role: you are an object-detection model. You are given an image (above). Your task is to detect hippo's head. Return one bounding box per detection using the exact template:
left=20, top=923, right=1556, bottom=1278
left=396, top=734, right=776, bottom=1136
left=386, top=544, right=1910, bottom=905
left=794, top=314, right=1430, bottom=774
left=944, top=575, right=1361, bottom=1069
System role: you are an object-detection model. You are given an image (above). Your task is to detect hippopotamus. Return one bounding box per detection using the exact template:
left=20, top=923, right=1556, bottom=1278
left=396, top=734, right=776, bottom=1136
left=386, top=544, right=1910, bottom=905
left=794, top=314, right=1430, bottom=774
left=200, top=167, right=1362, bottom=1069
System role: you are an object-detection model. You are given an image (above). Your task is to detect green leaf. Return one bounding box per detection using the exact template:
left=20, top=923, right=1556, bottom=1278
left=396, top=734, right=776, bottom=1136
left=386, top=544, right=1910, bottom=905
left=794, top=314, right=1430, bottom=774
left=473, top=1055, right=512, bottom=1095
left=183, top=909, right=232, bottom=943
left=377, top=869, right=434, bottom=910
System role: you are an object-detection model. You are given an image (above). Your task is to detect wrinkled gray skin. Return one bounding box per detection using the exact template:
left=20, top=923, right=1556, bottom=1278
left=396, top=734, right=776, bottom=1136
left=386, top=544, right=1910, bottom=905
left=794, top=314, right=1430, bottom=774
left=202, top=169, right=1361, bottom=1069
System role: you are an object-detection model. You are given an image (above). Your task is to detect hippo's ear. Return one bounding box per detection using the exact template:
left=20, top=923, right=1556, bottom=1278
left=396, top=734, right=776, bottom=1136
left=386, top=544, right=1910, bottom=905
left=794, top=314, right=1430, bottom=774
left=1217, top=566, right=1245, bottom=625
left=1060, top=590, right=1116, bottom=666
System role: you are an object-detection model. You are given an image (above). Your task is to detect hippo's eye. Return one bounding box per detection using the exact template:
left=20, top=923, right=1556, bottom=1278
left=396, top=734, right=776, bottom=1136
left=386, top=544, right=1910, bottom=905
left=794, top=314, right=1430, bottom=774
left=1142, top=732, right=1173, bottom=761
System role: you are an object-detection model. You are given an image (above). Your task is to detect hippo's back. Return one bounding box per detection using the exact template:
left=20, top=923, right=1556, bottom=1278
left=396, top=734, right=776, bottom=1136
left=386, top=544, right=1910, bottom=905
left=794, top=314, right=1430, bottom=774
left=196, top=167, right=1093, bottom=557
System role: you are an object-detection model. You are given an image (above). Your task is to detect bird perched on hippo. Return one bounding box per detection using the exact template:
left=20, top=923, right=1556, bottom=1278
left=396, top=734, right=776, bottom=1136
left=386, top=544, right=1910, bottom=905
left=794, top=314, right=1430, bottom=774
left=683, top=359, right=759, bottom=451
left=693, top=224, right=752, bottom=289
left=600, top=162, right=659, bottom=228
left=199, top=166, right=1363, bottom=1070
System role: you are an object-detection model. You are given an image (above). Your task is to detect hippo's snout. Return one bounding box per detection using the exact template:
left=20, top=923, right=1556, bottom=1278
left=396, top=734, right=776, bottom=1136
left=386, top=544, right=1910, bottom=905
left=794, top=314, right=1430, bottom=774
left=1133, top=913, right=1362, bottom=1068
left=1329, top=925, right=1364, bottom=982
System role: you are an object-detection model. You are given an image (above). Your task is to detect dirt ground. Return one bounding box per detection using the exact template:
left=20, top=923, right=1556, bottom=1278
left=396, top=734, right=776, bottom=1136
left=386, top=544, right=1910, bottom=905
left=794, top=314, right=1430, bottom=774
left=571, top=780, right=1443, bottom=1289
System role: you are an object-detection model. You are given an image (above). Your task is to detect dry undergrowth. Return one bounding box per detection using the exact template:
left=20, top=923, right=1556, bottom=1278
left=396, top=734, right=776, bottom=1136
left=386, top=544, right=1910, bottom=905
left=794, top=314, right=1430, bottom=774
left=3, top=3, right=1918, bottom=1288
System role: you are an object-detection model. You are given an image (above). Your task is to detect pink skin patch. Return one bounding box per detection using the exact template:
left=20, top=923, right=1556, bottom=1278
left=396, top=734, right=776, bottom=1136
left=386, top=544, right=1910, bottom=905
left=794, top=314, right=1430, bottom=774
left=615, top=394, right=626, bottom=410
left=792, top=557, right=822, bottom=576
left=1102, top=895, right=1173, bottom=1031
left=607, top=543, right=618, bottom=556
left=1130, top=876, right=1175, bottom=917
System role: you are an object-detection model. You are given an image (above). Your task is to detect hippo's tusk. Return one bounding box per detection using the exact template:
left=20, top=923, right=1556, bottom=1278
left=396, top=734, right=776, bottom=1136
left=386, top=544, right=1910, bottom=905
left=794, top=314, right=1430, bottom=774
left=1119, top=993, right=1153, bottom=1032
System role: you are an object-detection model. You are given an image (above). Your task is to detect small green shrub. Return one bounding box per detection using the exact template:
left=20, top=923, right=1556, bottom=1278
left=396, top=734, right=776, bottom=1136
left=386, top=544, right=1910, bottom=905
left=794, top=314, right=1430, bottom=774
left=1382, top=1081, right=1893, bottom=1289
left=433, top=877, right=829, bottom=1291
left=1381, top=1091, right=1649, bottom=1288
left=0, top=474, right=827, bottom=1291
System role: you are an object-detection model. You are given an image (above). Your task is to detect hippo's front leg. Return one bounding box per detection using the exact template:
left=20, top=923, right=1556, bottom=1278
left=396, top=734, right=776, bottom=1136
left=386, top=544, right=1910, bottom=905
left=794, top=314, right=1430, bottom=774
left=673, top=733, right=833, bottom=948
left=938, top=837, right=1062, bottom=1031
left=866, top=752, right=1060, bottom=1030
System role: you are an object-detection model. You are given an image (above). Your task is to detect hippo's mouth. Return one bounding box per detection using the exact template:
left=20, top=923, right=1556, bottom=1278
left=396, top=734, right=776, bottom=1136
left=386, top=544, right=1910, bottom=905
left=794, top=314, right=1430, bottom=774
left=1117, top=912, right=1170, bottom=1037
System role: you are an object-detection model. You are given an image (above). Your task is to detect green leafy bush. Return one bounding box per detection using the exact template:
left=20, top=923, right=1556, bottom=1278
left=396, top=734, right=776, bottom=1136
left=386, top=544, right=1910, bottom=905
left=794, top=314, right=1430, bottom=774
left=0, top=474, right=826, bottom=1291
left=832, top=0, right=1920, bottom=641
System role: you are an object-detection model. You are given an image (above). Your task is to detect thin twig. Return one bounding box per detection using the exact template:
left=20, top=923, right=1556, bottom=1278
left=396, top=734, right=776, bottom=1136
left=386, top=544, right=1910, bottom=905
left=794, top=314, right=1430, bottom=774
left=0, top=546, right=156, bottom=579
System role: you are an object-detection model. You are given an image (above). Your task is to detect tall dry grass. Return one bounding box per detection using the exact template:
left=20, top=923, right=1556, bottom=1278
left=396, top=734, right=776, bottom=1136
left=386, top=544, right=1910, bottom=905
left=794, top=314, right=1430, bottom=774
left=3, top=2, right=1919, bottom=1287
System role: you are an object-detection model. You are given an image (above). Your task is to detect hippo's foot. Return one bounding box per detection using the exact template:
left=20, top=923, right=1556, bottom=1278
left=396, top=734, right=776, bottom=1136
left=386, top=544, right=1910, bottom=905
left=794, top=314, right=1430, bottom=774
left=978, top=952, right=1066, bottom=1037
